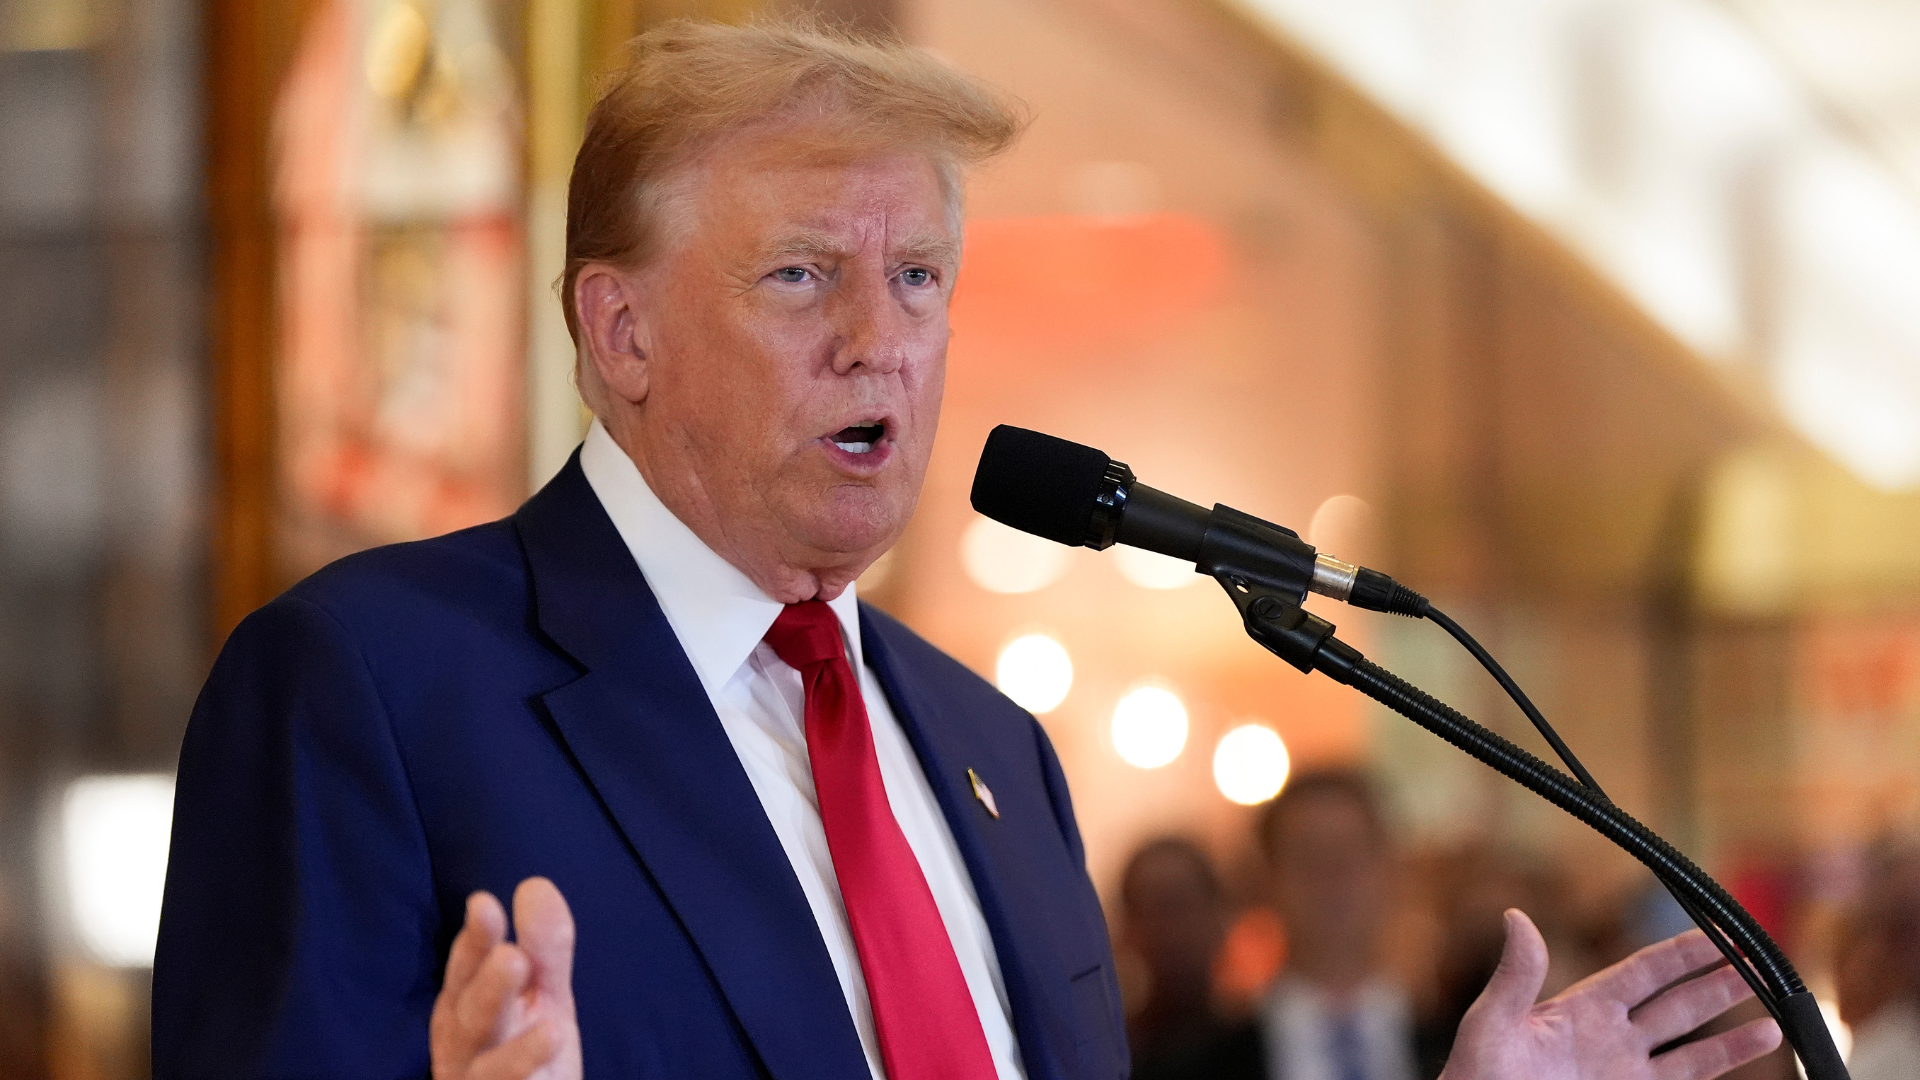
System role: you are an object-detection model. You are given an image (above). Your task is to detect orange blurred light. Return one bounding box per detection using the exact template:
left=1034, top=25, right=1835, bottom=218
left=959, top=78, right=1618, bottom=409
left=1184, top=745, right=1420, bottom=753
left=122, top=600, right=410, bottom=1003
left=1213, top=905, right=1287, bottom=1011
left=950, top=214, right=1229, bottom=350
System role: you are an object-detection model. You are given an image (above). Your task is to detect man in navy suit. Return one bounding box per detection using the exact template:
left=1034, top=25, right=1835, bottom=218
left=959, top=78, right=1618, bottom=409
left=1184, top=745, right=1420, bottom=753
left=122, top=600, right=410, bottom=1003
left=154, top=19, right=1782, bottom=1080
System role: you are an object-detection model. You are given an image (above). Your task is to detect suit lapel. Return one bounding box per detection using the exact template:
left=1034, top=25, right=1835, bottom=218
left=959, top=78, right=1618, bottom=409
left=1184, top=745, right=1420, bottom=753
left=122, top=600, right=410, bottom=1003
left=515, top=455, right=869, bottom=1080
left=859, top=607, right=1076, bottom=1080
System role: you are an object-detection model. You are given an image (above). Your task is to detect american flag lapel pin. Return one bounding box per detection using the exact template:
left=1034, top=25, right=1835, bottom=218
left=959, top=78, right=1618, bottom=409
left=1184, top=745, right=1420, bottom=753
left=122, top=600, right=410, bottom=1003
left=968, top=768, right=1000, bottom=818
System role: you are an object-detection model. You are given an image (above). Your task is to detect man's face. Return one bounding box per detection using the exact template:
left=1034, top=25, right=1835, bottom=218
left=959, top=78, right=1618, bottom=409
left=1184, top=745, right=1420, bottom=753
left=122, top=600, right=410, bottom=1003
left=1269, top=793, right=1391, bottom=957
left=1122, top=848, right=1226, bottom=984
left=620, top=130, right=957, bottom=594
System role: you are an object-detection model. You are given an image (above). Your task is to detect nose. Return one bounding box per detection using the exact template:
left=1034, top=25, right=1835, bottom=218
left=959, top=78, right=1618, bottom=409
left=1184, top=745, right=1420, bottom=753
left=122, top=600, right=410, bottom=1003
left=827, top=270, right=910, bottom=376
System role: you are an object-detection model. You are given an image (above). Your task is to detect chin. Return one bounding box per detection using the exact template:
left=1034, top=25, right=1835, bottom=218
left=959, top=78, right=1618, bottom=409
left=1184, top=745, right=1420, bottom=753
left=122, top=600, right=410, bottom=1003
left=794, top=486, right=909, bottom=559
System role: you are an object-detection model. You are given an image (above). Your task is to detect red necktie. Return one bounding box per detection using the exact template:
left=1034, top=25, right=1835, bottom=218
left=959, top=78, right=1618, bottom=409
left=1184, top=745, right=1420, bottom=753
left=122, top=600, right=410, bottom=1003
left=763, top=600, right=998, bottom=1080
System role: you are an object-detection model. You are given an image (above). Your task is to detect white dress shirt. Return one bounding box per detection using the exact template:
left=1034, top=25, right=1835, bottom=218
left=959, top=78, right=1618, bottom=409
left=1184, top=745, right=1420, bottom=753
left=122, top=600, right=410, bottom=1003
left=580, top=421, right=1026, bottom=1080
left=1261, top=976, right=1418, bottom=1080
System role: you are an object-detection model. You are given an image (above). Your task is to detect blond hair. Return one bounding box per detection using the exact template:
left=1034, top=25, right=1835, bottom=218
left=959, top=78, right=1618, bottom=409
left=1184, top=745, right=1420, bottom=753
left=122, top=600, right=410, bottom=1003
left=562, top=19, right=1025, bottom=359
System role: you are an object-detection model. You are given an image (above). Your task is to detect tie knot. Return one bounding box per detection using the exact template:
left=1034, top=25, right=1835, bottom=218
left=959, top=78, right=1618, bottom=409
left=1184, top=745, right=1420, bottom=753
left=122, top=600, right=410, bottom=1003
left=764, top=600, right=847, bottom=671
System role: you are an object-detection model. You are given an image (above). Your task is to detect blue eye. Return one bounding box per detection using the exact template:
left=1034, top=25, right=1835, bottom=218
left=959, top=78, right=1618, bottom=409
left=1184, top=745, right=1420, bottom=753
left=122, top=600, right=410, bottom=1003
left=772, top=267, right=809, bottom=284
left=901, top=268, right=932, bottom=287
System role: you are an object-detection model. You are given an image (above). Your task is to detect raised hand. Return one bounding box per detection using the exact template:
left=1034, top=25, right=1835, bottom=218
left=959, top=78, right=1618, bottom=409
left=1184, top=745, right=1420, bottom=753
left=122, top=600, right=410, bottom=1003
left=431, top=878, right=583, bottom=1080
left=1441, top=909, right=1783, bottom=1080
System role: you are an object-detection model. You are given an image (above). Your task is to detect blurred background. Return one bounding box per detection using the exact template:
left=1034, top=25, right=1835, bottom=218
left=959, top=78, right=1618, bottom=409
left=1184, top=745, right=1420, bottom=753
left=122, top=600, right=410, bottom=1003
left=1, top=0, right=1918, bottom=1075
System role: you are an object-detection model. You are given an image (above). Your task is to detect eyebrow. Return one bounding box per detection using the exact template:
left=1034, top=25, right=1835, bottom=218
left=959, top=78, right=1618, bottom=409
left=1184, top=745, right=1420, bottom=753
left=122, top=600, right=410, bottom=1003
left=752, top=228, right=960, bottom=269
left=751, top=231, right=843, bottom=266
left=895, top=229, right=961, bottom=268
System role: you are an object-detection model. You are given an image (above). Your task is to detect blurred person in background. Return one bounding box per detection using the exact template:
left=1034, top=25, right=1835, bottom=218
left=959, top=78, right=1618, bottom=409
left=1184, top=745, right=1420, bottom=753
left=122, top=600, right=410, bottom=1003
left=1170, top=771, right=1786, bottom=1080
left=1117, top=838, right=1233, bottom=1080
left=1426, top=845, right=1594, bottom=1062
left=1836, top=845, right=1920, bottom=1080
left=1186, top=769, right=1449, bottom=1080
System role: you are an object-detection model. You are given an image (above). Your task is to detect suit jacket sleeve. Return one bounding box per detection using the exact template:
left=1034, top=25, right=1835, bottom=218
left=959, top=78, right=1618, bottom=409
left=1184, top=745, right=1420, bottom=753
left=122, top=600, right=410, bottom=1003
left=153, top=594, right=442, bottom=1079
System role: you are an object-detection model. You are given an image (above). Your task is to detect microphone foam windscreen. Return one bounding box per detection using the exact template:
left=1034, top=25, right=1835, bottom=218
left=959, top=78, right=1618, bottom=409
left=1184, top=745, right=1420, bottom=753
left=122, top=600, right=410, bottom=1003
left=970, top=425, right=1113, bottom=547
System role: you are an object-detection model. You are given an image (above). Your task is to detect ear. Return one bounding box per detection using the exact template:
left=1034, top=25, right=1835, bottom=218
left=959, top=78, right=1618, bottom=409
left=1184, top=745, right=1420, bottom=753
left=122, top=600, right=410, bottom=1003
left=575, top=265, right=651, bottom=405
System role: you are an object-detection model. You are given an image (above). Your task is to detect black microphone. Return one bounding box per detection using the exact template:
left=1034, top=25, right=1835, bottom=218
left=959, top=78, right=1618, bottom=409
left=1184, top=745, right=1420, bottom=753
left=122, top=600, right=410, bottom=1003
left=969, top=424, right=1425, bottom=615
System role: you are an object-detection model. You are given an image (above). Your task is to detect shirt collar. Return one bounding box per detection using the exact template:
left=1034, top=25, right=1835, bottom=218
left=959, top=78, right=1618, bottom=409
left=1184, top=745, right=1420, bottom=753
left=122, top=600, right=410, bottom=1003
left=1268, top=974, right=1407, bottom=1021
left=578, top=419, right=865, bottom=697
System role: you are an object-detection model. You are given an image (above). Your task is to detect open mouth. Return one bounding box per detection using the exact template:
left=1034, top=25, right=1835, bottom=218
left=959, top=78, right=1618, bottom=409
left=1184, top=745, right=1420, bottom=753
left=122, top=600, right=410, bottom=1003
left=830, top=422, right=887, bottom=455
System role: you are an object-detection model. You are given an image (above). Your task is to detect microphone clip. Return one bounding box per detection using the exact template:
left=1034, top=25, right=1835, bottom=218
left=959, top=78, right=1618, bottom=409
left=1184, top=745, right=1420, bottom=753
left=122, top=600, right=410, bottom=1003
left=1193, top=504, right=1319, bottom=604
left=1215, top=575, right=1359, bottom=679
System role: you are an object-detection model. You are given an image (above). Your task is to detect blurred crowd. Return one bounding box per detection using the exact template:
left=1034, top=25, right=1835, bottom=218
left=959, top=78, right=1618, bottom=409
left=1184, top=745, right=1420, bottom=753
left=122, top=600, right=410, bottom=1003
left=1112, top=770, right=1920, bottom=1080
left=1834, top=845, right=1920, bottom=1076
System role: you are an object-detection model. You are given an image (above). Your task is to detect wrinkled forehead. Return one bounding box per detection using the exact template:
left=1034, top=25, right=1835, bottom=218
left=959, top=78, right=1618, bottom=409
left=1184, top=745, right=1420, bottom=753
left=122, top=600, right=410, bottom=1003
left=653, top=118, right=964, bottom=262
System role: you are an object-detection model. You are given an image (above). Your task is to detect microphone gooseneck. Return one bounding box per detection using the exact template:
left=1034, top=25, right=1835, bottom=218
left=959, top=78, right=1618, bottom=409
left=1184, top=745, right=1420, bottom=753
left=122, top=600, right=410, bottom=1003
left=967, top=423, right=1850, bottom=1080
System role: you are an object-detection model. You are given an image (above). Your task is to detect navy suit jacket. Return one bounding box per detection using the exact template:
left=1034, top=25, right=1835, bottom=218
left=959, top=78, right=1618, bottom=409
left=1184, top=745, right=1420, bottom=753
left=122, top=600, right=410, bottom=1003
left=154, top=454, right=1127, bottom=1080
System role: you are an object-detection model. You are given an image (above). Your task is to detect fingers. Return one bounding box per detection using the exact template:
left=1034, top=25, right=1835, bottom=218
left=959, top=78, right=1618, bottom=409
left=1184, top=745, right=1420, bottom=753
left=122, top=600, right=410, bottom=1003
left=432, top=880, right=577, bottom=1080
left=1580, top=928, right=1726, bottom=1008
left=1631, top=963, right=1754, bottom=1048
left=467, top=1020, right=560, bottom=1080
left=456, top=881, right=574, bottom=1046
left=513, top=877, right=577, bottom=1003
left=1652, top=1016, right=1783, bottom=1080
left=456, top=941, right=533, bottom=1046
left=445, top=892, right=509, bottom=999
left=1473, top=909, right=1550, bottom=1027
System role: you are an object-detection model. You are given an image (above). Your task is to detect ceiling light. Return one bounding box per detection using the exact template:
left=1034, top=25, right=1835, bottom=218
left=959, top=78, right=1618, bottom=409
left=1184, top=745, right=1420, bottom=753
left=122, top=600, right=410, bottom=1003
left=961, top=515, right=1070, bottom=594
left=1213, top=723, right=1291, bottom=805
left=1112, top=545, right=1197, bottom=589
left=995, top=633, right=1073, bottom=714
left=62, top=774, right=174, bottom=966
left=1111, top=684, right=1189, bottom=769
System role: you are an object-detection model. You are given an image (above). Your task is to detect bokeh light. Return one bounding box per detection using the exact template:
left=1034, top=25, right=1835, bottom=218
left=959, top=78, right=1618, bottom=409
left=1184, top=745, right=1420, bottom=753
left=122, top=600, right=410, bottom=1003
left=63, top=773, right=174, bottom=966
left=995, top=633, right=1074, bottom=713
left=1212, top=723, right=1291, bottom=805
left=1306, top=493, right=1375, bottom=558
left=1112, top=545, right=1198, bottom=589
left=1111, top=684, right=1189, bottom=768
left=961, top=515, right=1071, bottom=594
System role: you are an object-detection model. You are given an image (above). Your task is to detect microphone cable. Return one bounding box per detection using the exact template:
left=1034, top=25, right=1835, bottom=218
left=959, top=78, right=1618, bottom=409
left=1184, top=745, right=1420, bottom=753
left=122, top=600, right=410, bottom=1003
left=1341, top=573, right=1785, bottom=1025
